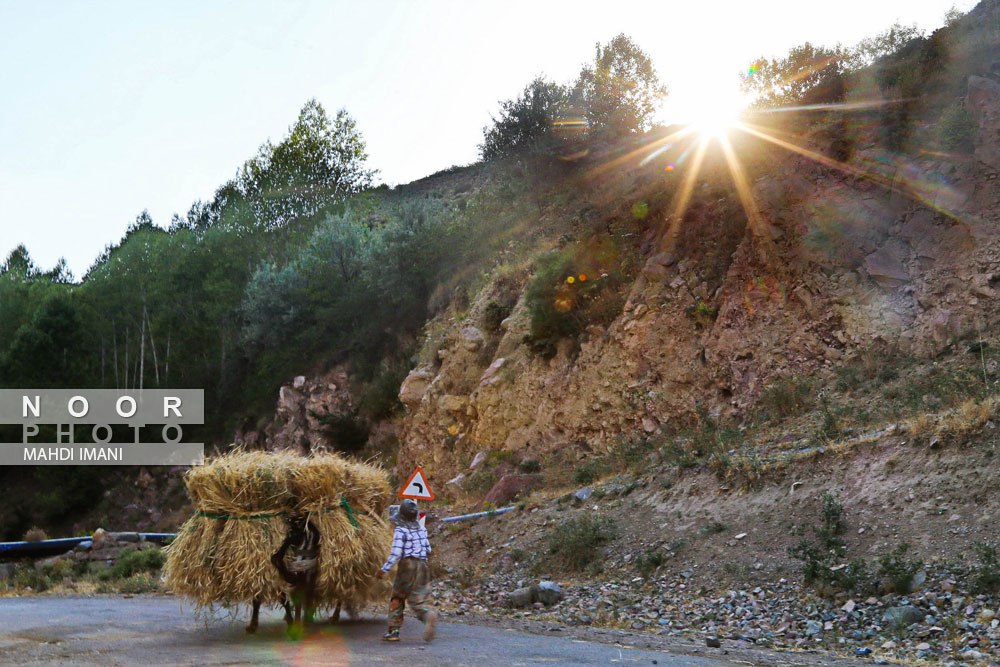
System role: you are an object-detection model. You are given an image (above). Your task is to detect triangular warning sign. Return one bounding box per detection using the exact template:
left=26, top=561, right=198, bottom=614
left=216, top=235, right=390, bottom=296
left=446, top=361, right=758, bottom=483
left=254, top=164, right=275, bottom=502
left=399, top=467, right=435, bottom=500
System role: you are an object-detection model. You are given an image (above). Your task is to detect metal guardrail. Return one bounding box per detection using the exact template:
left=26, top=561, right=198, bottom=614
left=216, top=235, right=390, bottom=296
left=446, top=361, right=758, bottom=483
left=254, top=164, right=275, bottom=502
left=0, top=533, right=176, bottom=559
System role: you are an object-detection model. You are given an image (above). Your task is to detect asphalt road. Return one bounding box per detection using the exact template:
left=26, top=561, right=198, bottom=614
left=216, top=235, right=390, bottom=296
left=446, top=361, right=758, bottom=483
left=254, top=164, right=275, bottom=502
left=0, top=595, right=729, bottom=666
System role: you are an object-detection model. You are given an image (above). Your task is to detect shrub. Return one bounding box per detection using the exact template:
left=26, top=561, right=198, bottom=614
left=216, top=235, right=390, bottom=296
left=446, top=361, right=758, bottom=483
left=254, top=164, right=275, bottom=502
left=12, top=564, right=51, bottom=592
left=813, top=400, right=841, bottom=443
left=614, top=435, right=659, bottom=469
left=686, top=299, right=718, bottom=324
left=877, top=543, right=923, bottom=594
left=118, top=572, right=159, bottom=594
left=573, top=460, right=602, bottom=484
left=788, top=493, right=872, bottom=596
left=547, top=516, right=615, bottom=570
left=661, top=440, right=698, bottom=469
left=701, top=521, right=727, bottom=536
left=523, top=239, right=627, bottom=358
left=518, top=458, right=541, bottom=473
left=789, top=543, right=869, bottom=595
left=454, top=564, right=477, bottom=589
left=938, top=105, right=977, bottom=152
left=482, top=300, right=511, bottom=334
left=759, top=375, right=812, bottom=420
left=359, top=360, right=409, bottom=421
left=100, top=546, right=166, bottom=581
left=971, top=543, right=1000, bottom=593
left=635, top=548, right=668, bottom=576
left=816, top=492, right=846, bottom=553
left=23, top=526, right=47, bottom=542
left=310, top=411, right=369, bottom=454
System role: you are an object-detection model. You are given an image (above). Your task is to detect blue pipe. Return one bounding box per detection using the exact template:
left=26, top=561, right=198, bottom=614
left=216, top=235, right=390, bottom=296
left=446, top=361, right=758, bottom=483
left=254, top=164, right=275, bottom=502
left=0, top=532, right=176, bottom=558
left=440, top=506, right=516, bottom=523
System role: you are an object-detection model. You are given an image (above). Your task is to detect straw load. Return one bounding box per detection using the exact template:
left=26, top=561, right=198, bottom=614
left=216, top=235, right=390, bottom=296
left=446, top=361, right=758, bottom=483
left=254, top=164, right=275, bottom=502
left=164, top=449, right=393, bottom=611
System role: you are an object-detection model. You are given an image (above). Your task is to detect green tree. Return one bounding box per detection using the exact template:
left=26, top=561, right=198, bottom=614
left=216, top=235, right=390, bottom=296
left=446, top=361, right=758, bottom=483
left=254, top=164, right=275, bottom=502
left=192, top=100, right=376, bottom=232
left=1, top=292, right=90, bottom=388
left=741, top=42, right=847, bottom=109
left=1, top=244, right=40, bottom=281
left=479, top=77, right=569, bottom=161
left=572, top=34, right=667, bottom=137
left=847, top=22, right=923, bottom=70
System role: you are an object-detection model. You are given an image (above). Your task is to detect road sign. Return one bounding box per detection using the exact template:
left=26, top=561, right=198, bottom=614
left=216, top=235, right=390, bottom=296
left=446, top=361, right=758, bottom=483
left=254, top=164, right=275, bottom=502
left=399, top=466, right=435, bottom=500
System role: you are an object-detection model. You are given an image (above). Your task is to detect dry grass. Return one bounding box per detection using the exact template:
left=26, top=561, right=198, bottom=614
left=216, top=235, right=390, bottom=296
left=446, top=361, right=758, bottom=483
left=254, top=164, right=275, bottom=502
left=164, top=448, right=393, bottom=611
left=936, top=397, right=999, bottom=447
left=909, top=413, right=937, bottom=441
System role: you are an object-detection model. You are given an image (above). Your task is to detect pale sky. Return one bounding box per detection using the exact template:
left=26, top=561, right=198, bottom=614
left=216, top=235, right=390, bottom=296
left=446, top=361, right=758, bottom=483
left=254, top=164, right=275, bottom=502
left=0, top=0, right=976, bottom=277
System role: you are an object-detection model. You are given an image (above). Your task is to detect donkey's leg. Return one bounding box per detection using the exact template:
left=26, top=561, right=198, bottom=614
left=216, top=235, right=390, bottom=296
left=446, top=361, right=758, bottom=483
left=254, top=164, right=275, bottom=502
left=246, top=597, right=261, bottom=633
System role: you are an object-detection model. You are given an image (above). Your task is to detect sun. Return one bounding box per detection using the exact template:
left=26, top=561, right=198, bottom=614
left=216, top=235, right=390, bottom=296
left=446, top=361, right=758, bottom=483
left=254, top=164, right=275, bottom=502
left=666, top=85, right=746, bottom=140
left=691, top=103, right=742, bottom=139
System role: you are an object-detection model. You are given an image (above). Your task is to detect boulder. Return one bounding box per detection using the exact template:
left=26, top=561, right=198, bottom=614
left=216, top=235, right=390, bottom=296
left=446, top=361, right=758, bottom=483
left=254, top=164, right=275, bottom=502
left=398, top=369, right=435, bottom=408
left=478, top=357, right=507, bottom=386
left=293, top=375, right=306, bottom=389
left=460, top=327, right=485, bottom=351
left=504, top=581, right=563, bottom=608
left=642, top=257, right=670, bottom=278
left=931, top=309, right=957, bottom=348
left=505, top=586, right=536, bottom=608
left=438, top=394, right=468, bottom=413
left=469, top=451, right=488, bottom=470
left=864, top=241, right=909, bottom=286
left=883, top=605, right=926, bottom=627
left=483, top=474, right=541, bottom=505
left=536, top=580, right=564, bottom=606
left=277, top=385, right=305, bottom=417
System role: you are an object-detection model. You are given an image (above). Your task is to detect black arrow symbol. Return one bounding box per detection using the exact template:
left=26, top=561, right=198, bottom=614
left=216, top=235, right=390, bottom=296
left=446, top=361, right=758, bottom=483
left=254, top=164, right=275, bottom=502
left=413, top=482, right=424, bottom=493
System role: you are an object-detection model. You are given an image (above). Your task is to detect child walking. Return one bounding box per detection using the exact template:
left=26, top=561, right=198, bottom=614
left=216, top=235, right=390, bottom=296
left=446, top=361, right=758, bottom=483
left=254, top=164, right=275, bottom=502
left=376, top=498, right=437, bottom=642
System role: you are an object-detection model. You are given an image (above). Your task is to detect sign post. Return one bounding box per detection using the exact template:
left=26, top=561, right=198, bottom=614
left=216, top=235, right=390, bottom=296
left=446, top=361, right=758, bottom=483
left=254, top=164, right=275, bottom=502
left=398, top=466, right=435, bottom=501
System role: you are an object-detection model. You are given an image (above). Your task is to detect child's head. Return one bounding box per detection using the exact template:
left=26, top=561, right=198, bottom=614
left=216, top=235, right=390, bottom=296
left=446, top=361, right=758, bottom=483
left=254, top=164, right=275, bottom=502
left=399, top=499, right=418, bottom=521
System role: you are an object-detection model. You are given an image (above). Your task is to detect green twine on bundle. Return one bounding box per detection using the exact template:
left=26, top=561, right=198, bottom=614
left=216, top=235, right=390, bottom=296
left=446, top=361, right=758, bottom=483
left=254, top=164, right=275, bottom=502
left=339, top=496, right=359, bottom=529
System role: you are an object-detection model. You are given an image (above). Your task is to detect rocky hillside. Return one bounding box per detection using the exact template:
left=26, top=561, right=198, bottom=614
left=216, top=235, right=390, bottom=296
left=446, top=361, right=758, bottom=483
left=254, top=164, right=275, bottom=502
left=392, top=74, right=1000, bottom=485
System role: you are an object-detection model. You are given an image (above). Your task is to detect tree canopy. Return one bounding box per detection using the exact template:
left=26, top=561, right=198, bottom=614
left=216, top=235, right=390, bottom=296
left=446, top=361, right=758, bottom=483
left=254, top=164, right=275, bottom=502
left=573, top=34, right=667, bottom=138
left=479, top=34, right=666, bottom=161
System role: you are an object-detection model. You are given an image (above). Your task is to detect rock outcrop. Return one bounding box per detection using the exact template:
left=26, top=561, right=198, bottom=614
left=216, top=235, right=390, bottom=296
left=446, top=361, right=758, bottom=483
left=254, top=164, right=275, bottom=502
left=395, top=141, right=1000, bottom=482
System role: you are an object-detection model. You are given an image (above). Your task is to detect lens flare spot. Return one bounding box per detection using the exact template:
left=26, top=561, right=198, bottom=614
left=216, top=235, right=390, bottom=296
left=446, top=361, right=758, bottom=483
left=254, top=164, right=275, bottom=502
left=665, top=163, right=675, bottom=172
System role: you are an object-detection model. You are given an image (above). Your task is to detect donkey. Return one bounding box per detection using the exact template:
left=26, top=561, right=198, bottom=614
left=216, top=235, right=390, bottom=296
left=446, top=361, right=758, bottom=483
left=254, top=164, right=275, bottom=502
left=245, top=512, right=320, bottom=633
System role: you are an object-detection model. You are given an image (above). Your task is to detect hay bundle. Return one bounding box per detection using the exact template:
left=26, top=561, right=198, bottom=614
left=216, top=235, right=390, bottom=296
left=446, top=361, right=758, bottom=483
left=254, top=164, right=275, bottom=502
left=290, top=454, right=393, bottom=607
left=164, top=449, right=392, bottom=610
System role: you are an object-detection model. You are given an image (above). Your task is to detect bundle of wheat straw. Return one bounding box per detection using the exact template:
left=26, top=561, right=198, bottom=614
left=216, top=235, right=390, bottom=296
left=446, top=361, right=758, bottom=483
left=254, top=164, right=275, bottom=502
left=289, top=454, right=392, bottom=518
left=164, top=448, right=392, bottom=611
